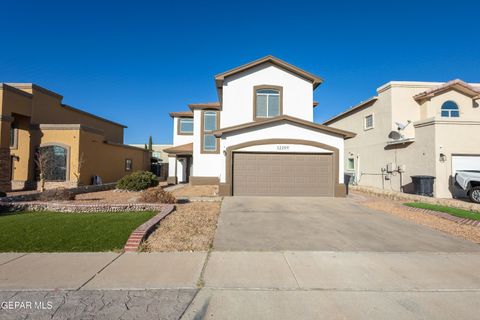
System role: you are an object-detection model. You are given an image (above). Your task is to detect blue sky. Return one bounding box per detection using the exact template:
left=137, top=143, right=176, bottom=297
left=1, top=0, right=479, bottom=144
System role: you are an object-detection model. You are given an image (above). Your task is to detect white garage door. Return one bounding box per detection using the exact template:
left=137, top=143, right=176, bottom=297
left=452, top=155, right=480, bottom=174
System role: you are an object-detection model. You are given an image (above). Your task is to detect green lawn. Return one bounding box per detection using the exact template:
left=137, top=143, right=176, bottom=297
left=404, top=203, right=480, bottom=221
left=0, top=211, right=157, bottom=252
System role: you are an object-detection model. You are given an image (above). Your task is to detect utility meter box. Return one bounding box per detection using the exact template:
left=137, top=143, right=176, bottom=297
left=386, top=163, right=397, bottom=173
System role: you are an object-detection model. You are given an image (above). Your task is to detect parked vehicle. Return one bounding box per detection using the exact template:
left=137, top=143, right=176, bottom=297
left=455, top=171, right=480, bottom=203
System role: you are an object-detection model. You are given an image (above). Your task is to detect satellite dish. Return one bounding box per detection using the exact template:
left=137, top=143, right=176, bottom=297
left=388, top=131, right=403, bottom=140
left=394, top=120, right=412, bottom=131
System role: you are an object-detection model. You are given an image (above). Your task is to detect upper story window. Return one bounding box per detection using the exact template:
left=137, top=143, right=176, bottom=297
left=202, top=111, right=219, bottom=153
left=441, top=101, right=459, bottom=118
left=178, top=118, right=193, bottom=135
left=254, top=86, right=282, bottom=120
left=364, top=114, right=374, bottom=130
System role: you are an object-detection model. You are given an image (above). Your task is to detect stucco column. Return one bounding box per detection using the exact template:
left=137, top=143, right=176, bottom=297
left=0, top=115, right=14, bottom=192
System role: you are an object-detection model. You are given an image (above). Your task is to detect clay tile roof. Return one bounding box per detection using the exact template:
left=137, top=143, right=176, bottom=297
left=169, top=111, right=193, bottom=118
left=163, top=143, right=193, bottom=155
left=188, top=102, right=221, bottom=110
left=413, top=79, right=480, bottom=101
left=214, top=55, right=324, bottom=90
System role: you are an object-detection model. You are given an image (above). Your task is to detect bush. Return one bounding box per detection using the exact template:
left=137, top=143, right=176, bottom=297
left=140, top=187, right=176, bottom=204
left=39, top=188, right=75, bottom=201
left=0, top=191, right=6, bottom=198
left=116, top=171, right=159, bottom=191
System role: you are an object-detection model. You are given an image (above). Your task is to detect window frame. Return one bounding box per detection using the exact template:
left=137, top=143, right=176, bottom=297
left=9, top=124, right=18, bottom=149
left=364, top=113, right=374, bottom=130
left=440, top=100, right=460, bottom=118
left=177, top=117, right=194, bottom=135
left=346, top=157, right=355, bottom=171
left=253, top=85, right=283, bottom=121
left=125, top=159, right=133, bottom=171
left=36, top=143, right=70, bottom=182
left=201, top=110, right=220, bottom=154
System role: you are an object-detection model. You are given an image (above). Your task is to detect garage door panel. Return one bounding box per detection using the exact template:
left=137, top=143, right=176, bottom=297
left=233, top=153, right=334, bottom=197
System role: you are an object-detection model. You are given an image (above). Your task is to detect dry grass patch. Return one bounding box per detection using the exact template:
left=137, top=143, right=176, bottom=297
left=172, top=185, right=218, bottom=197
left=354, top=191, right=480, bottom=243
left=143, top=202, right=221, bottom=251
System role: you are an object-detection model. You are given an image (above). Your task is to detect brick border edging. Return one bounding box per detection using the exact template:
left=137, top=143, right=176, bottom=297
left=403, top=205, right=480, bottom=227
left=124, top=204, right=175, bottom=252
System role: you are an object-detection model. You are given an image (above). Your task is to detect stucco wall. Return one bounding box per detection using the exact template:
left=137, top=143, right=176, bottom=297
left=78, top=130, right=150, bottom=185
left=221, top=63, right=314, bottom=128
left=193, top=121, right=345, bottom=184
left=172, top=116, right=194, bottom=146
left=423, top=90, right=480, bottom=120
left=39, top=128, right=82, bottom=182
left=10, top=115, right=33, bottom=181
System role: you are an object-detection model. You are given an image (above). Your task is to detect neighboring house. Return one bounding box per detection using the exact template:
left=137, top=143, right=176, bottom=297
left=324, top=79, right=480, bottom=199
left=129, top=144, right=172, bottom=163
left=0, top=83, right=150, bottom=192
left=165, top=56, right=355, bottom=197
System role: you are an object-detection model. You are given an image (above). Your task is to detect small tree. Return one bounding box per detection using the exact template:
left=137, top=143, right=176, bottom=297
left=144, top=144, right=148, bottom=150
left=148, top=135, right=153, bottom=152
left=35, top=150, right=49, bottom=192
left=72, top=152, right=85, bottom=185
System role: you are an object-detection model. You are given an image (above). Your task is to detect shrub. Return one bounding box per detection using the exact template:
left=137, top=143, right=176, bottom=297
left=39, top=188, right=75, bottom=201
left=0, top=191, right=6, bottom=198
left=140, top=187, right=176, bottom=204
left=117, top=171, right=159, bottom=191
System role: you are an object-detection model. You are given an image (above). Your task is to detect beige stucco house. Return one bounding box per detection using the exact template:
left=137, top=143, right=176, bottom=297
left=0, top=83, right=150, bottom=192
left=324, top=79, right=480, bottom=199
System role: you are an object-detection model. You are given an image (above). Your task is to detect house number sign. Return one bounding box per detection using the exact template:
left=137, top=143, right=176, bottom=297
left=276, top=145, right=290, bottom=151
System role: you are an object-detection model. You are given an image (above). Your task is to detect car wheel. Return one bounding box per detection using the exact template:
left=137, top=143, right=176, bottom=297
left=469, top=186, right=480, bottom=203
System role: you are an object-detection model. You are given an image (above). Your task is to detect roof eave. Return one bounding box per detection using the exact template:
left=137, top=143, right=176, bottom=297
left=213, top=115, right=355, bottom=139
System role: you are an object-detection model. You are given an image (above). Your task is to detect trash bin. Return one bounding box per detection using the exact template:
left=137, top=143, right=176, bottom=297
left=411, top=175, right=435, bottom=197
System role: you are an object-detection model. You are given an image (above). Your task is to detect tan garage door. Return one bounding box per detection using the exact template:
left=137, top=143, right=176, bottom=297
left=233, top=153, right=334, bottom=196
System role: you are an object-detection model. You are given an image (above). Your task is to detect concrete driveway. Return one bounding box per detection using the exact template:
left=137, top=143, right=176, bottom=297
left=214, top=196, right=480, bottom=252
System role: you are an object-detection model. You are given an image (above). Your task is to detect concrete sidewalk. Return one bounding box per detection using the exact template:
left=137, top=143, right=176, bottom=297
left=0, top=252, right=206, bottom=291
left=2, top=251, right=480, bottom=319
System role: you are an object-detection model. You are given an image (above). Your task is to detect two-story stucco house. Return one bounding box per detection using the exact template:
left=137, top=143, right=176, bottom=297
left=324, top=79, right=480, bottom=199
left=165, top=56, right=355, bottom=197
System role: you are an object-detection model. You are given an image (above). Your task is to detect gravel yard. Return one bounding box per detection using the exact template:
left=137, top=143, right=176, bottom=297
left=142, top=202, right=221, bottom=252
left=171, top=185, right=218, bottom=197
left=75, top=189, right=143, bottom=203
left=353, top=191, right=480, bottom=243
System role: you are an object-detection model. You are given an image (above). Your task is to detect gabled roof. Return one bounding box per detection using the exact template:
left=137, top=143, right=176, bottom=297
left=413, top=79, right=480, bottom=101
left=214, top=55, right=324, bottom=90
left=323, top=96, right=378, bottom=125
left=164, top=143, right=193, bottom=155
left=213, top=115, right=355, bottom=139
left=169, top=111, right=193, bottom=118
left=188, top=102, right=221, bottom=110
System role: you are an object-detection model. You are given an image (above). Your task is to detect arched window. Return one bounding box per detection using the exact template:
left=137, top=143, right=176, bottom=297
left=37, top=145, right=68, bottom=181
left=255, top=86, right=282, bottom=119
left=441, top=101, right=459, bottom=118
